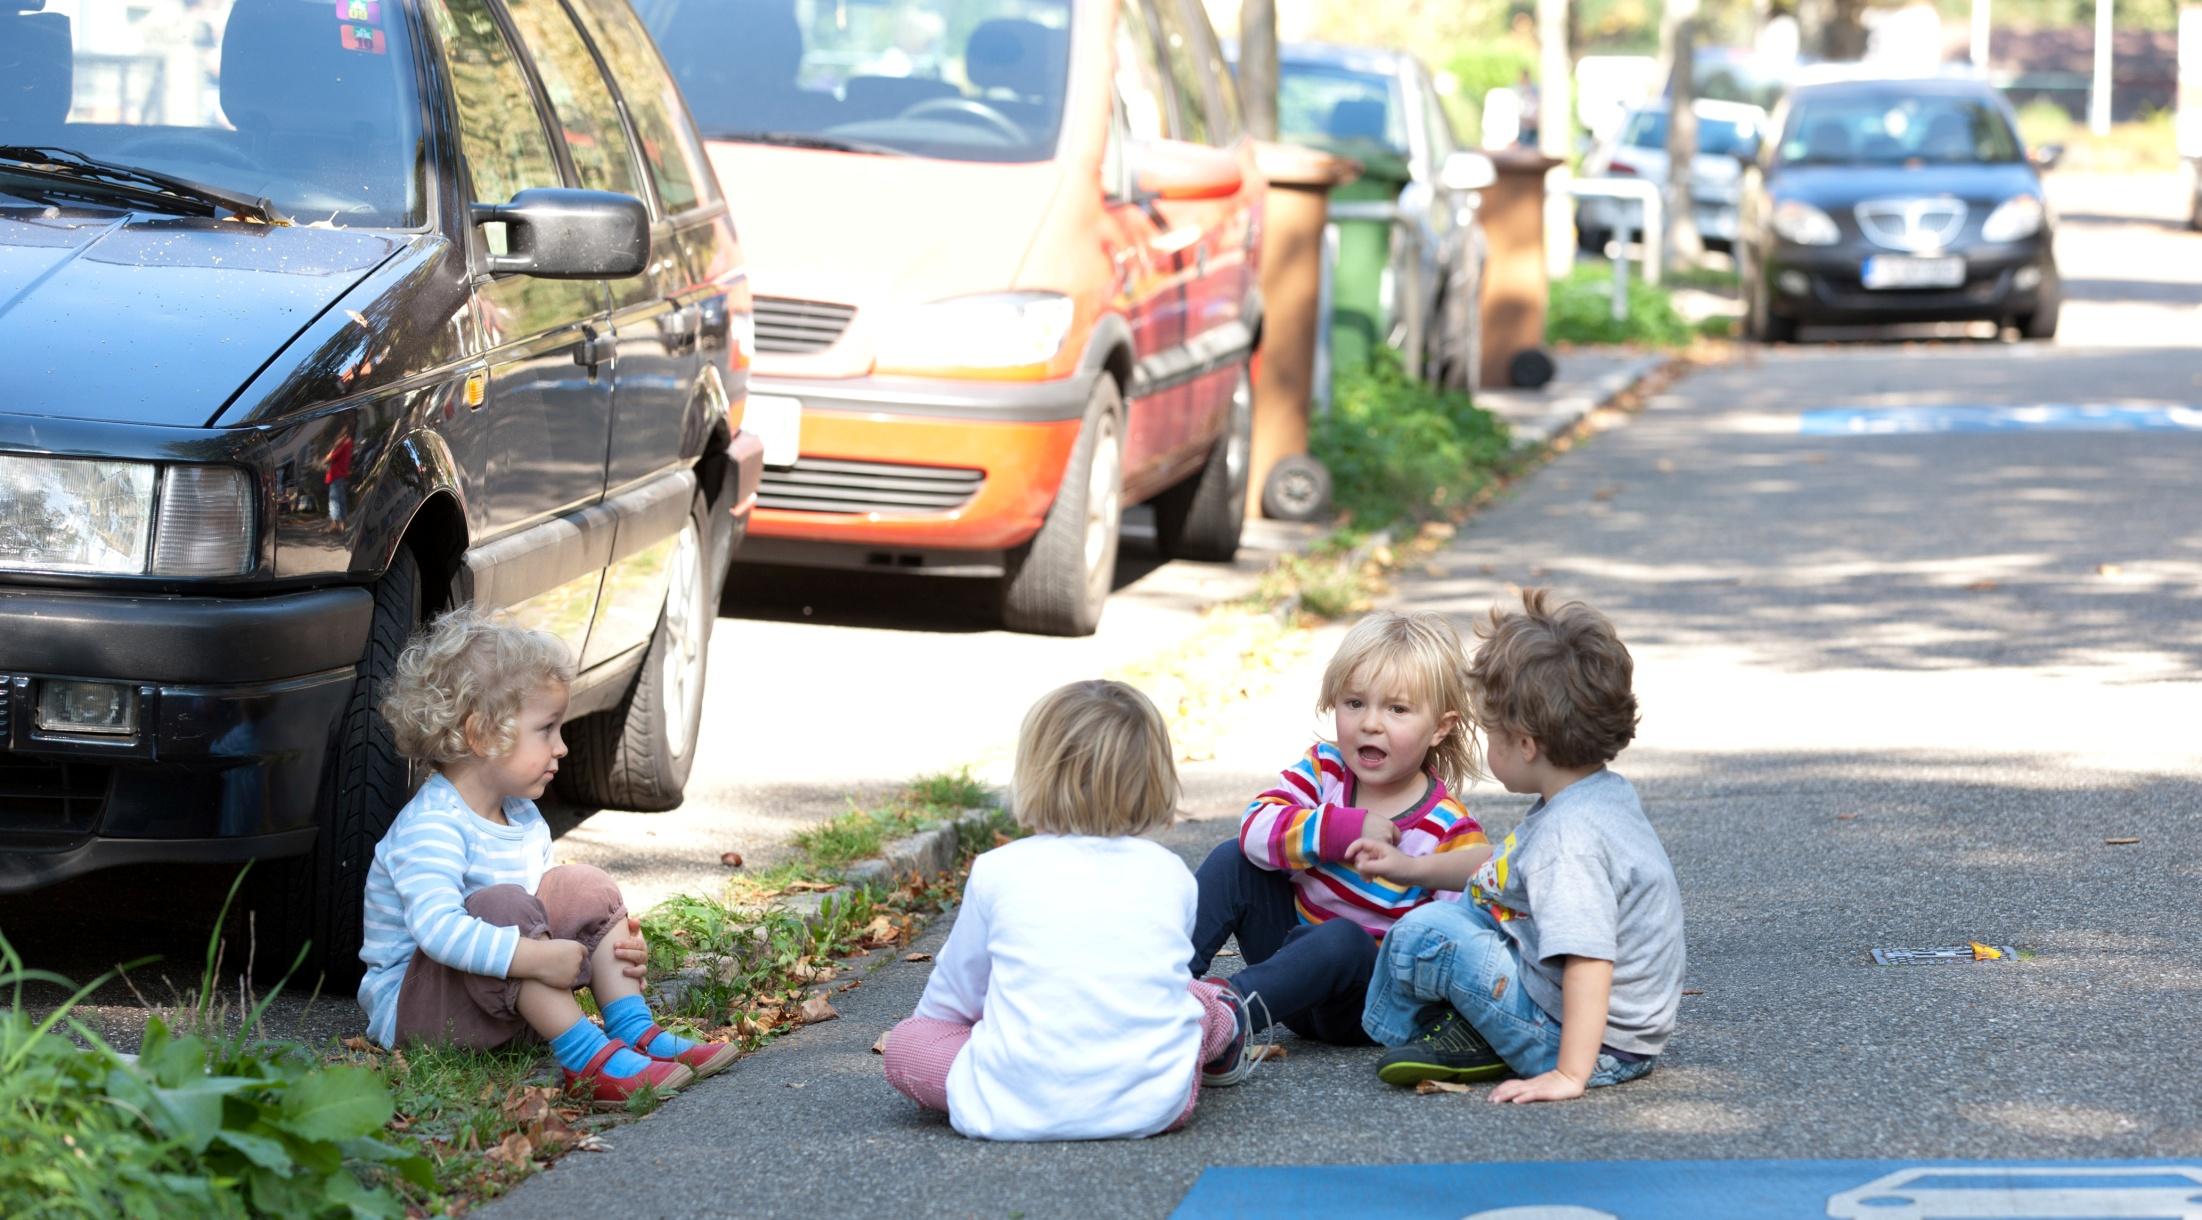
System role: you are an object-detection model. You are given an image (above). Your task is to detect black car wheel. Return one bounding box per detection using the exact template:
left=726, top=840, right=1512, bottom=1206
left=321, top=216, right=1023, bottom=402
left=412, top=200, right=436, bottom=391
left=1000, top=377, right=1122, bottom=636
left=251, top=547, right=422, bottom=986
left=2016, top=286, right=2060, bottom=341
left=1151, top=362, right=1251, bottom=562
left=558, top=495, right=715, bottom=811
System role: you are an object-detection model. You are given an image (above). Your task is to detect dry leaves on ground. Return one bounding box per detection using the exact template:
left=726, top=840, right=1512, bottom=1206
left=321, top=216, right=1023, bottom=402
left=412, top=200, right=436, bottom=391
left=859, top=915, right=907, bottom=949
left=1248, top=1044, right=1287, bottom=1064
left=2105, top=836, right=2139, bottom=845
left=1414, top=1080, right=1474, bottom=1095
left=788, top=957, right=837, bottom=983
left=780, top=879, right=838, bottom=893
left=871, top=1031, right=891, bottom=1055
left=720, top=851, right=744, bottom=868
left=1965, top=579, right=1999, bottom=592
left=798, top=995, right=839, bottom=1024
left=903, top=951, right=932, bottom=962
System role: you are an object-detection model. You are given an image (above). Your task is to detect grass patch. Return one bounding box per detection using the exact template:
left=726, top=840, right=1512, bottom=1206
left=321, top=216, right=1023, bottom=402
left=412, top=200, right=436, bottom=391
left=753, top=769, right=995, bottom=882
left=2017, top=102, right=2179, bottom=173
left=1547, top=262, right=1705, bottom=347
left=1311, top=347, right=1514, bottom=532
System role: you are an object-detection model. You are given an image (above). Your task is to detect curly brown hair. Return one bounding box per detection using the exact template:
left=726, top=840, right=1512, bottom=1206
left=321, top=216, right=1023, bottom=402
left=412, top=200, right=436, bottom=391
left=1467, top=589, right=1638, bottom=768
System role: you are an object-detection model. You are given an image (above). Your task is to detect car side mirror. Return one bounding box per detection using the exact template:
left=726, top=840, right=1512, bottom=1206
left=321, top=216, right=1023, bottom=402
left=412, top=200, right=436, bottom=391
left=1439, top=150, right=1497, bottom=192
left=1131, top=140, right=1244, bottom=202
left=470, top=188, right=649, bottom=279
left=2029, top=143, right=2063, bottom=171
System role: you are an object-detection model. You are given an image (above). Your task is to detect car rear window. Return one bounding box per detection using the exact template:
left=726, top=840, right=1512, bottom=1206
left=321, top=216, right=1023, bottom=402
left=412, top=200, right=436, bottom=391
left=1780, top=93, right=2022, bottom=166
left=1277, top=64, right=1406, bottom=158
left=3, top=0, right=425, bottom=227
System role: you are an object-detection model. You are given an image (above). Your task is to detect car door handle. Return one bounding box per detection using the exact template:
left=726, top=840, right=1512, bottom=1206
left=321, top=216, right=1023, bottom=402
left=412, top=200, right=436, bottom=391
left=658, top=304, right=701, bottom=351
left=575, top=324, right=614, bottom=371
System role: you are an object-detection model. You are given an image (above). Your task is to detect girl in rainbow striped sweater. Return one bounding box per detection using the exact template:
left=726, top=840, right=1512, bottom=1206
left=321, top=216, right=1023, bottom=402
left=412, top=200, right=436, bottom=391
left=1190, top=611, right=1488, bottom=1081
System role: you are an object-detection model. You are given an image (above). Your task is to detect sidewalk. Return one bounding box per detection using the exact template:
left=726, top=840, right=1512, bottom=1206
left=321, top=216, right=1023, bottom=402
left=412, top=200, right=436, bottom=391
left=1475, top=346, right=1669, bottom=449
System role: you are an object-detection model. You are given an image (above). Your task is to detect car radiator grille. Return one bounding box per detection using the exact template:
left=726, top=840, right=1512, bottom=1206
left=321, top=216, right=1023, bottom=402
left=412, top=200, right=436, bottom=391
left=0, top=752, right=111, bottom=845
left=753, top=296, right=856, bottom=353
left=757, top=458, right=984, bottom=515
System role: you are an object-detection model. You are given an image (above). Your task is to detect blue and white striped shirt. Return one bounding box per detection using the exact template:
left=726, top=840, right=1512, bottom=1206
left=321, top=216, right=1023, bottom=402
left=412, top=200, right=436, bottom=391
left=357, top=773, right=554, bottom=1047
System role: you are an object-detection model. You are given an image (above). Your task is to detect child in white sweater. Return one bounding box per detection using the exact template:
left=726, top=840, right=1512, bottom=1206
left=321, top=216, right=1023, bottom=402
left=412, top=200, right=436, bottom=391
left=880, top=680, right=1247, bottom=1140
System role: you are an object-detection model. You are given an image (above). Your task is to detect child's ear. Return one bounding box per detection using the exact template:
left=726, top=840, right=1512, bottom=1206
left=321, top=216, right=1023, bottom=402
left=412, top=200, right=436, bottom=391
left=1433, top=710, right=1461, bottom=743
left=461, top=713, right=494, bottom=759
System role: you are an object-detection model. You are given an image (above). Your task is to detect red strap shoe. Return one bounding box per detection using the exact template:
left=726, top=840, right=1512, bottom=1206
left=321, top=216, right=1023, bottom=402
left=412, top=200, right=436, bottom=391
left=636, top=1022, right=740, bottom=1080
left=561, top=1039, right=695, bottom=1109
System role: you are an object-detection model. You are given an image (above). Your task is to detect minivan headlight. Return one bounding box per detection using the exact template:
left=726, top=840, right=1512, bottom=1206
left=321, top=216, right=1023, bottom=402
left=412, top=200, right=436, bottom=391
left=1981, top=194, right=2045, bottom=242
left=0, top=456, right=254, bottom=576
left=873, top=292, right=1076, bottom=379
left=1771, top=199, right=1841, bottom=246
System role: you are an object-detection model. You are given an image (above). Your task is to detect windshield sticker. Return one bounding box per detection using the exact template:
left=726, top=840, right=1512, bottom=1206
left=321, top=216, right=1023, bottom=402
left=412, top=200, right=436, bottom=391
left=340, top=24, right=386, bottom=54
left=338, top=0, right=381, bottom=21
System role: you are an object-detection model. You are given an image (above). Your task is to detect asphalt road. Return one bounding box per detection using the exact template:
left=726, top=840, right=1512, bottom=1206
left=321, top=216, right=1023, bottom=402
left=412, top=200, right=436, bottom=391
left=491, top=171, right=2202, bottom=1217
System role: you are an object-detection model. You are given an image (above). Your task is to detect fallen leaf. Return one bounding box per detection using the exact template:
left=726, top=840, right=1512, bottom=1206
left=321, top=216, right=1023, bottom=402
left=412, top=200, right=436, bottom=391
left=1592, top=485, right=1621, bottom=502
left=784, top=1081, right=806, bottom=1089
left=1414, top=1080, right=1473, bottom=1095
left=1655, top=458, right=1677, bottom=474
left=1479, top=564, right=1497, bottom=576
left=2095, top=563, right=2122, bottom=576
left=782, top=879, right=837, bottom=893
left=1964, top=579, right=1998, bottom=592
left=1835, top=813, right=1860, bottom=822
left=1804, top=452, right=1828, bottom=464
left=798, top=995, right=838, bottom=1024
left=1682, top=989, right=1704, bottom=996
left=719, top=850, right=744, bottom=868
left=1969, top=942, right=2004, bottom=961
left=871, top=1031, right=891, bottom=1055
left=341, top=1035, right=378, bottom=1054
left=1215, top=947, right=1239, bottom=958
left=572, top=1133, right=611, bottom=1153
left=1248, top=1044, right=1287, bottom=1064
left=788, top=957, right=837, bottom=983
left=2104, top=836, right=2139, bottom=845
left=488, top=1132, right=533, bottom=1168
left=903, top=952, right=933, bottom=962
left=859, top=915, right=903, bottom=948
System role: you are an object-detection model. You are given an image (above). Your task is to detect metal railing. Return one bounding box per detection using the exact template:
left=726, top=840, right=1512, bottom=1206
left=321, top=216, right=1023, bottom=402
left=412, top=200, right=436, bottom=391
left=1565, top=178, right=1665, bottom=321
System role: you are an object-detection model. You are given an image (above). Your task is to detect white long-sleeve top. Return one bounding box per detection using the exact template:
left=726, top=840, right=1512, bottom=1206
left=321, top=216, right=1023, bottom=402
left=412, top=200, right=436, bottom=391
left=914, top=833, right=1203, bottom=1141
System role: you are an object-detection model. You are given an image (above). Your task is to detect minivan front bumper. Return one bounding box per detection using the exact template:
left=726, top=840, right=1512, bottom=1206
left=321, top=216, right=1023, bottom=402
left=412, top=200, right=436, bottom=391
left=0, top=584, right=370, bottom=892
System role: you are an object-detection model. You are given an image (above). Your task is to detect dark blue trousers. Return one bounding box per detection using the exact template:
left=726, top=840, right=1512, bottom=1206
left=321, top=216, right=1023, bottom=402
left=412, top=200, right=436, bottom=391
left=1189, top=840, right=1377, bottom=1045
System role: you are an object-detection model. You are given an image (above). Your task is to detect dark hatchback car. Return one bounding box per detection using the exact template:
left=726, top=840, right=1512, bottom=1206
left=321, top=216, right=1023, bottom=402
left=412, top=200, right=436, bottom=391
left=0, top=0, right=758, bottom=979
left=1737, top=74, right=2060, bottom=342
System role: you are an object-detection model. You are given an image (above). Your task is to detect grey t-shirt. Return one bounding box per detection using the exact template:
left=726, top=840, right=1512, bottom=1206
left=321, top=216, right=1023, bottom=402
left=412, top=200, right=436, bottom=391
left=1466, top=769, right=1685, bottom=1056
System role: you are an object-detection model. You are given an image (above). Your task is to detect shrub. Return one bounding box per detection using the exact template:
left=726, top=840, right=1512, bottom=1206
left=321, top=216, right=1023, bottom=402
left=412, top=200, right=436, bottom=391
left=1310, top=347, right=1512, bottom=530
left=1546, top=262, right=1700, bottom=347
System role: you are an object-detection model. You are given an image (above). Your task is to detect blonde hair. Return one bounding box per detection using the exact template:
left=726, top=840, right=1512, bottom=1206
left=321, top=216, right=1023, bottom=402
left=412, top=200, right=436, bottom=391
left=381, top=608, right=574, bottom=766
left=1318, top=610, right=1482, bottom=791
left=1012, top=680, right=1179, bottom=838
left=1468, top=588, right=1638, bottom=768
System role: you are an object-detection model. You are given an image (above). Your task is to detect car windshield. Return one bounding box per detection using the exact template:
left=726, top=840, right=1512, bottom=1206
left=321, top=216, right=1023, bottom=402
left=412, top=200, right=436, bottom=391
left=1277, top=63, right=1407, bottom=159
left=0, top=0, right=425, bottom=227
left=636, top=0, right=1071, bottom=164
left=1780, top=94, right=2022, bottom=166
left=1623, top=109, right=1754, bottom=156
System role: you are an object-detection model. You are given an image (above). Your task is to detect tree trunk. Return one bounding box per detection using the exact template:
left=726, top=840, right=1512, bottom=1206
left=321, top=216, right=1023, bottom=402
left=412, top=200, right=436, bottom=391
left=1239, top=0, right=1278, bottom=141
left=1661, top=0, right=1705, bottom=267
left=1797, top=0, right=1870, bottom=60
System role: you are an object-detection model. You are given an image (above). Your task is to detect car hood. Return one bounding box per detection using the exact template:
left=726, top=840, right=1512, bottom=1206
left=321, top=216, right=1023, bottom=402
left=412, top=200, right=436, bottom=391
left=1771, top=162, right=2042, bottom=208
left=0, top=205, right=402, bottom=427
left=707, top=143, right=1062, bottom=373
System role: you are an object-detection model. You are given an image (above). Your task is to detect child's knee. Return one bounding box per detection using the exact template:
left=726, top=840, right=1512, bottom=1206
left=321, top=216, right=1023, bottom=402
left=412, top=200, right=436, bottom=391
left=536, top=864, right=626, bottom=939
left=463, top=884, right=549, bottom=937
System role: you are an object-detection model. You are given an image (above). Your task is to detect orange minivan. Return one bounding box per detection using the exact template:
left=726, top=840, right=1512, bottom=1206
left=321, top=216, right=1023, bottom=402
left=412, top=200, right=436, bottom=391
left=639, top=0, right=1264, bottom=634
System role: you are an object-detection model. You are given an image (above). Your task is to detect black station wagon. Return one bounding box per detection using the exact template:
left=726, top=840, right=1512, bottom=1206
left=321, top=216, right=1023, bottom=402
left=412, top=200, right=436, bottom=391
left=0, top=0, right=759, bottom=980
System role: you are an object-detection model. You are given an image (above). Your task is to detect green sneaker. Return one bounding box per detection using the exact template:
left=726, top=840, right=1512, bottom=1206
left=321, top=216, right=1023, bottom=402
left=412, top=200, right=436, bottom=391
left=1375, top=1010, right=1514, bottom=1087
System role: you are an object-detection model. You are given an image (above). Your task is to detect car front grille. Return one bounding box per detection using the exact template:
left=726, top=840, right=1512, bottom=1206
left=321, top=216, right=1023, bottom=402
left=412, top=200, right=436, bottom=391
left=753, top=296, right=856, bottom=354
left=1813, top=268, right=2009, bottom=310
left=1855, top=197, right=1969, bottom=251
left=757, top=458, right=984, bottom=515
left=0, top=752, right=111, bottom=846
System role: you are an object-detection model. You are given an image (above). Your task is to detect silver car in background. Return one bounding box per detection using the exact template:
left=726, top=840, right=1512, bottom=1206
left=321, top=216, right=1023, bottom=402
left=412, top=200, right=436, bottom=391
left=1578, top=97, right=1768, bottom=250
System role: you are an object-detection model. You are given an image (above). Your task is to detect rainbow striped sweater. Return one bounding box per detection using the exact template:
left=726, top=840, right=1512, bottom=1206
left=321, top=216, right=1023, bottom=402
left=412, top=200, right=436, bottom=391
left=1238, top=742, right=1487, bottom=937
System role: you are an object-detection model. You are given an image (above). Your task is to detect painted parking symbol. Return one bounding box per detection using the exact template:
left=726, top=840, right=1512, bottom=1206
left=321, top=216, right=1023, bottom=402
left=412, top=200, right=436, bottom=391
left=1798, top=403, right=2202, bottom=436
left=1172, top=1159, right=2202, bottom=1220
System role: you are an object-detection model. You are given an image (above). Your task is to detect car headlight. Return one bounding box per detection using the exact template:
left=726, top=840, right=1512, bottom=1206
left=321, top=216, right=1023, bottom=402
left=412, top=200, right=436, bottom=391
left=1771, top=199, right=1841, bottom=246
left=1981, top=194, right=2045, bottom=242
left=0, top=455, right=254, bottom=577
left=872, top=292, right=1076, bottom=379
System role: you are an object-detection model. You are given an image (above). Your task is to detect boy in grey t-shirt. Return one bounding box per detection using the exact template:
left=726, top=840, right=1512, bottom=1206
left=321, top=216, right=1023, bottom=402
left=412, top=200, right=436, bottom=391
left=1348, top=589, right=1684, bottom=1100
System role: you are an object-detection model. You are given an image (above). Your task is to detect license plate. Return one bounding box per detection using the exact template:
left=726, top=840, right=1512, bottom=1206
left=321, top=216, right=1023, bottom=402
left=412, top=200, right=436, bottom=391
left=744, top=394, right=802, bottom=468
left=1861, top=255, right=1965, bottom=290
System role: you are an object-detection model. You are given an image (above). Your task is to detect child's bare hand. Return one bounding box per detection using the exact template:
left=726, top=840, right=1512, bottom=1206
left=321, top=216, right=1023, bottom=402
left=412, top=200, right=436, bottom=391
left=1358, top=810, right=1401, bottom=847
left=612, top=915, right=648, bottom=981
left=1489, top=1069, right=1586, bottom=1104
left=1345, top=837, right=1409, bottom=879
left=537, top=938, right=589, bottom=988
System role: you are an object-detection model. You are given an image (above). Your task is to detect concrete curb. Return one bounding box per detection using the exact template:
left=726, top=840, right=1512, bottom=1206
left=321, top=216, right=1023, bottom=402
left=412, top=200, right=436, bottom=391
left=1491, top=352, right=1672, bottom=451
left=650, top=803, right=1004, bottom=1012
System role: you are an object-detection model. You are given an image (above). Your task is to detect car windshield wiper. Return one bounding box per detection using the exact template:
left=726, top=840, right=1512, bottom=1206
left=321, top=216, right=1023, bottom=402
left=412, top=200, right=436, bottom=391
left=0, top=145, right=287, bottom=224
left=719, top=130, right=907, bottom=157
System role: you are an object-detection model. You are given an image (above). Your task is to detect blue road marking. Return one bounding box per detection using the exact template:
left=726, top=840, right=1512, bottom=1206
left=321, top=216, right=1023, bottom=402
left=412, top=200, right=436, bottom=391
left=1799, top=403, right=2202, bottom=436
left=1171, top=1158, right=2202, bottom=1220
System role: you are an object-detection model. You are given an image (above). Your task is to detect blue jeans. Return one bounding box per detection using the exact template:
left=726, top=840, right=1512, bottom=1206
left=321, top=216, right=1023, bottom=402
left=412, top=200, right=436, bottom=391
left=1363, top=900, right=1655, bottom=1088
left=1190, top=841, right=1377, bottom=1045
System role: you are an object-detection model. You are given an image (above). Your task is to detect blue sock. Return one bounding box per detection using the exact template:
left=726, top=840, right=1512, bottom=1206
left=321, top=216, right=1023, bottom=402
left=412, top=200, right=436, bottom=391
left=548, top=1018, right=651, bottom=1077
left=600, top=994, right=697, bottom=1057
